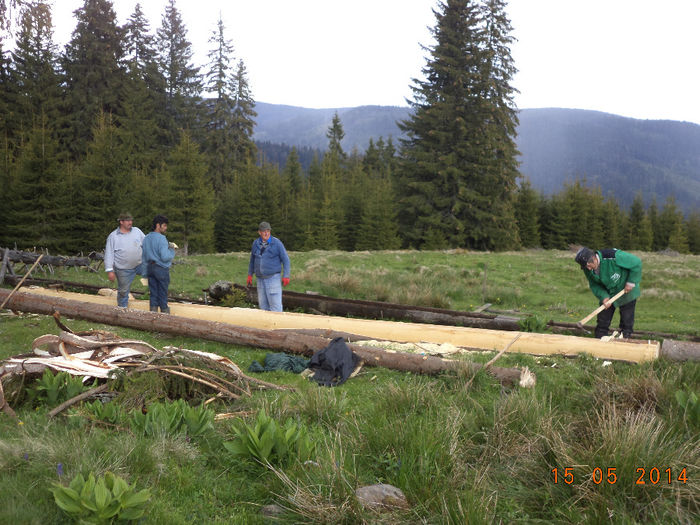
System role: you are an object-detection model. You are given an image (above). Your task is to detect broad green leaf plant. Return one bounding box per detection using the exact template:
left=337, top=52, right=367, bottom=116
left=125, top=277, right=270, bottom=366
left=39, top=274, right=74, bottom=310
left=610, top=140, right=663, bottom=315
left=49, top=471, right=151, bottom=524
left=223, top=409, right=315, bottom=466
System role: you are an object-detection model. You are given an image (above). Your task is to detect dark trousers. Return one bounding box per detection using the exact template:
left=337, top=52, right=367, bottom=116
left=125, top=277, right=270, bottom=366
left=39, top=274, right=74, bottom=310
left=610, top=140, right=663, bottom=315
left=148, top=264, right=170, bottom=312
left=595, top=299, right=636, bottom=338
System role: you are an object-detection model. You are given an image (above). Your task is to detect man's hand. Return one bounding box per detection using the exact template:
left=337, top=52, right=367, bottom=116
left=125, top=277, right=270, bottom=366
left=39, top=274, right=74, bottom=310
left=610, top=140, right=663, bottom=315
left=108, top=271, right=116, bottom=282
left=168, top=242, right=178, bottom=249
left=602, top=297, right=612, bottom=309
left=282, top=277, right=290, bottom=287
left=624, top=283, right=635, bottom=292
left=246, top=275, right=253, bottom=286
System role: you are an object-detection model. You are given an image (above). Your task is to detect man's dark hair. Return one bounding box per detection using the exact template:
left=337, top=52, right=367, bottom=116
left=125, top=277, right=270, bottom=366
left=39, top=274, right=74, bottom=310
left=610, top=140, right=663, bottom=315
left=152, top=214, right=168, bottom=231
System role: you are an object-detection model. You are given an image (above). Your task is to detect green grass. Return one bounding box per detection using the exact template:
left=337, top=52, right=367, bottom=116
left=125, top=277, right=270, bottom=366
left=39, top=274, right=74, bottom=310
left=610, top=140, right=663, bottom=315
left=26, top=248, right=700, bottom=336
left=1, top=250, right=698, bottom=523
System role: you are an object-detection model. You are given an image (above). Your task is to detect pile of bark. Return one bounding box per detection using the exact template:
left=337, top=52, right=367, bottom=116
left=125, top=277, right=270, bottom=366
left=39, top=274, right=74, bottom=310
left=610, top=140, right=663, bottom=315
left=0, top=328, right=292, bottom=420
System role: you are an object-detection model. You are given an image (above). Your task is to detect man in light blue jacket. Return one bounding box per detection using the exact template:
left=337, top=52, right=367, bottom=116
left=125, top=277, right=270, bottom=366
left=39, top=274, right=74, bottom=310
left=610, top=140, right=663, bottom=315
left=142, top=214, right=175, bottom=313
left=247, top=221, right=291, bottom=312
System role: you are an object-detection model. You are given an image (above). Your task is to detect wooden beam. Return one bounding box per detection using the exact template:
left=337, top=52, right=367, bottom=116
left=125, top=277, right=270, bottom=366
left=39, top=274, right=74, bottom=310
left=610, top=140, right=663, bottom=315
left=2, top=288, right=662, bottom=363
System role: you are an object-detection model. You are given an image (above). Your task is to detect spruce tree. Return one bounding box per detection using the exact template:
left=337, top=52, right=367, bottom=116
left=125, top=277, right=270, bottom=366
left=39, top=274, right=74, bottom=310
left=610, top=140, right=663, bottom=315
left=231, top=59, right=257, bottom=166
left=71, top=111, right=127, bottom=252
left=165, top=131, right=215, bottom=254
left=203, top=15, right=237, bottom=194
left=7, top=1, right=61, bottom=151
left=326, top=112, right=346, bottom=161
left=121, top=1, right=164, bottom=165
left=356, top=174, right=401, bottom=250
left=61, top=0, right=126, bottom=159
left=215, top=160, right=262, bottom=252
left=276, top=148, right=304, bottom=250
left=514, top=179, right=540, bottom=248
left=667, top=219, right=689, bottom=254
left=685, top=212, right=700, bottom=254
left=538, top=194, right=566, bottom=249
left=626, top=193, right=652, bottom=250
left=5, top=115, right=64, bottom=250
left=123, top=3, right=156, bottom=69
left=647, top=199, right=661, bottom=250
left=587, top=187, right=605, bottom=248
left=306, top=120, right=347, bottom=250
left=398, top=0, right=520, bottom=250
left=363, top=138, right=380, bottom=174
left=601, top=198, right=623, bottom=248
left=156, top=0, right=202, bottom=141
left=561, top=179, right=590, bottom=244
left=338, top=158, right=366, bottom=251
left=657, top=196, right=682, bottom=250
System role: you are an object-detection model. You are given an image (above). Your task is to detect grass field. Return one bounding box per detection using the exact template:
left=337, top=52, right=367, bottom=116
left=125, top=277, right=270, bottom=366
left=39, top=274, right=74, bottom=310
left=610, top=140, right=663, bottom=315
left=0, top=249, right=698, bottom=523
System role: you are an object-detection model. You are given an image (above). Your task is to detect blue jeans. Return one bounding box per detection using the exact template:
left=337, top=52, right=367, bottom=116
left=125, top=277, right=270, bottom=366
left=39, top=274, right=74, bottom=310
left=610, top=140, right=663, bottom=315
left=114, top=267, right=137, bottom=308
left=148, top=264, right=170, bottom=311
left=257, top=274, right=283, bottom=312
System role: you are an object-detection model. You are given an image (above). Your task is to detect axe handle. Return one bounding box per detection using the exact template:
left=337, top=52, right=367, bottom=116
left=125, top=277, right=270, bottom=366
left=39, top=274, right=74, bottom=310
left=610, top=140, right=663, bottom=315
left=578, top=288, right=627, bottom=326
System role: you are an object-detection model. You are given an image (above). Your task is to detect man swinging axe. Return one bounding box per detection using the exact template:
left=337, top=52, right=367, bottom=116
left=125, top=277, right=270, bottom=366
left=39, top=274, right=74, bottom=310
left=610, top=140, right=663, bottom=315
left=574, top=247, right=642, bottom=339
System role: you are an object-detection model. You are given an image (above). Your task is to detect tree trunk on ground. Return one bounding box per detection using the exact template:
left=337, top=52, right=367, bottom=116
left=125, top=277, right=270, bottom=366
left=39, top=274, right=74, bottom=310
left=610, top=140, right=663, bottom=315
left=0, top=288, right=526, bottom=385
left=0, top=248, right=97, bottom=267
left=233, top=283, right=521, bottom=330
left=660, top=340, right=700, bottom=361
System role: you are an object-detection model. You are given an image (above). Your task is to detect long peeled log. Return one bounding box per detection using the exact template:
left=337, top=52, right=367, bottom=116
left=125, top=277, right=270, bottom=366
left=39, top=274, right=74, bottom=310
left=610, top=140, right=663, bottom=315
left=0, top=288, right=524, bottom=385
left=6, top=288, right=664, bottom=363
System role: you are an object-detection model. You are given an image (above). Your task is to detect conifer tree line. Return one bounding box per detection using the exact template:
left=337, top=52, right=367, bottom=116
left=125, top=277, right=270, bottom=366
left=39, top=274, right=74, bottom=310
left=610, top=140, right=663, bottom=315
left=1, top=0, right=697, bottom=256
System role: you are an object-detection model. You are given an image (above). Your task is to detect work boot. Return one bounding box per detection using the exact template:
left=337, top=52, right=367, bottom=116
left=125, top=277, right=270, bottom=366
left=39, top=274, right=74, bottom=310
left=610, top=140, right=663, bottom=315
left=161, top=306, right=170, bottom=314
left=150, top=306, right=158, bottom=312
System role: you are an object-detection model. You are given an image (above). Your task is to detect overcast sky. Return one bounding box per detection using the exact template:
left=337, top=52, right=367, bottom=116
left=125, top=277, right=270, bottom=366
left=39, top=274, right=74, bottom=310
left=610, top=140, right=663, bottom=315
left=43, top=0, right=700, bottom=125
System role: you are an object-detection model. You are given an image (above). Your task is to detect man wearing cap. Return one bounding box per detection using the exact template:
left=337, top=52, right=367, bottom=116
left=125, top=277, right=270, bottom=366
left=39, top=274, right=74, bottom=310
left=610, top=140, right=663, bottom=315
left=574, top=247, right=642, bottom=339
left=247, top=221, right=291, bottom=312
left=104, top=212, right=145, bottom=308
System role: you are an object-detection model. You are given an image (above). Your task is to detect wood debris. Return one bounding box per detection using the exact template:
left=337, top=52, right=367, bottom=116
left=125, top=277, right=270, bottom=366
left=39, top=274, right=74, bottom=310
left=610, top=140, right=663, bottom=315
left=0, top=328, right=293, bottom=419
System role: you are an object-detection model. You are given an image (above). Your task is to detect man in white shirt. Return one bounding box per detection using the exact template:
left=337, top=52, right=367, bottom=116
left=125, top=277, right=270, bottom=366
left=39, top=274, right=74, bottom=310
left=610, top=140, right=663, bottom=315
left=104, top=212, right=145, bottom=308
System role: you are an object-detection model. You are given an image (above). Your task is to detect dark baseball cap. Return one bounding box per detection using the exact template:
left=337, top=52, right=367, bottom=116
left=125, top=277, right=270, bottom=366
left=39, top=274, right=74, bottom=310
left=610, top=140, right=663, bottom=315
left=575, top=247, right=595, bottom=269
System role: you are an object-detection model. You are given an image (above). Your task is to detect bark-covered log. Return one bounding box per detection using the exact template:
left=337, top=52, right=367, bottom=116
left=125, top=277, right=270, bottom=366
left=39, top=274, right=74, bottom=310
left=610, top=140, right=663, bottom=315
left=660, top=340, right=700, bottom=361
left=231, top=283, right=521, bottom=330
left=0, top=288, right=525, bottom=385
left=0, top=248, right=94, bottom=268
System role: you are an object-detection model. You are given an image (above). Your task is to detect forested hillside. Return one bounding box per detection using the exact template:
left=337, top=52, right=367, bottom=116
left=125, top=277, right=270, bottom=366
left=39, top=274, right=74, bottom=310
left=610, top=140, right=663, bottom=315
left=1, top=0, right=698, bottom=256
left=253, top=105, right=700, bottom=213
left=517, top=109, right=700, bottom=213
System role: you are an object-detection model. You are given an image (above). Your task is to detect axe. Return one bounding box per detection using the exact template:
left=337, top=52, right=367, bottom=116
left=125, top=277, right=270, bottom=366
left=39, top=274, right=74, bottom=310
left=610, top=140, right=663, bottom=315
left=576, top=288, right=627, bottom=328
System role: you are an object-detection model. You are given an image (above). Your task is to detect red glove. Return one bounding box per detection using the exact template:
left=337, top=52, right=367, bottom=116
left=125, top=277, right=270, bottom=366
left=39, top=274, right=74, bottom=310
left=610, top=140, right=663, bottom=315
left=246, top=275, right=252, bottom=286
left=282, top=277, right=290, bottom=287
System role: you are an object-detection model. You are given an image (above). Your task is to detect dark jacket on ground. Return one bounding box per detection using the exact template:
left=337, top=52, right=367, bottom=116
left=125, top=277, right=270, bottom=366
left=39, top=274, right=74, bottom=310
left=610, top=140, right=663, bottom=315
left=308, top=337, right=360, bottom=387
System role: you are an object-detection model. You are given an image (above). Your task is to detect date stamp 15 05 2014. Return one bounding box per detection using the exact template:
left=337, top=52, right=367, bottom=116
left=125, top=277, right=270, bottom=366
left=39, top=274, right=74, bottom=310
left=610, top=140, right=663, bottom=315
left=551, top=467, right=688, bottom=485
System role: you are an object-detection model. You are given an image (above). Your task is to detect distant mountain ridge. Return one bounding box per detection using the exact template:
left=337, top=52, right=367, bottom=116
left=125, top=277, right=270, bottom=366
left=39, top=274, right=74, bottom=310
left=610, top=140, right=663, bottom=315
left=252, top=103, right=700, bottom=212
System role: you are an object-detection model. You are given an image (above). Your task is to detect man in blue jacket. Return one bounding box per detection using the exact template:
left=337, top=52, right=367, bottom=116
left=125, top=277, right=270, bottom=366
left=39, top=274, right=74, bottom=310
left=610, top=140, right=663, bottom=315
left=247, top=221, right=291, bottom=312
left=142, top=215, right=176, bottom=314
left=575, top=247, right=642, bottom=339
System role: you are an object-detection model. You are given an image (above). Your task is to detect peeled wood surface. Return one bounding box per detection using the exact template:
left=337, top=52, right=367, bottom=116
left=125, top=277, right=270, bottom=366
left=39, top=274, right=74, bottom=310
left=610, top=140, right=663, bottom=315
left=5, top=288, right=660, bottom=363
left=0, top=287, right=523, bottom=384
